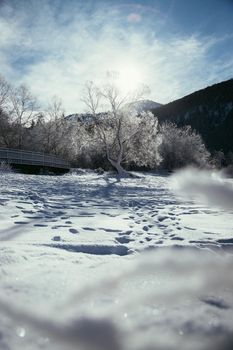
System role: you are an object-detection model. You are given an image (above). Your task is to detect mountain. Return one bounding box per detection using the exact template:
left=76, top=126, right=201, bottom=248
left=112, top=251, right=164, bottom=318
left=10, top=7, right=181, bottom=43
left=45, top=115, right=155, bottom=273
left=123, top=99, right=162, bottom=113
left=66, top=100, right=162, bottom=123
left=65, top=113, right=94, bottom=123
left=151, top=79, right=233, bottom=153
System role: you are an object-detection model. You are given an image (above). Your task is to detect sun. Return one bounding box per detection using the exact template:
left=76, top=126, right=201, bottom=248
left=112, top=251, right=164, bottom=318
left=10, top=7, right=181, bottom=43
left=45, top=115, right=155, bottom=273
left=109, top=61, right=145, bottom=94
left=117, top=65, right=143, bottom=92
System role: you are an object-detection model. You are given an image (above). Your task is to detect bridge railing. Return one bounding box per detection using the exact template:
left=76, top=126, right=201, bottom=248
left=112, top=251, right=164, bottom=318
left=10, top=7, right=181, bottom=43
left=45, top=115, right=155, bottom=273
left=0, top=148, right=70, bottom=169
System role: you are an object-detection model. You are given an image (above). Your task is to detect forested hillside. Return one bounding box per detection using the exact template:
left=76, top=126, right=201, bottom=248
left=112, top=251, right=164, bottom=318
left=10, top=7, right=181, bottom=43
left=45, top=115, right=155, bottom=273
left=151, top=79, right=233, bottom=153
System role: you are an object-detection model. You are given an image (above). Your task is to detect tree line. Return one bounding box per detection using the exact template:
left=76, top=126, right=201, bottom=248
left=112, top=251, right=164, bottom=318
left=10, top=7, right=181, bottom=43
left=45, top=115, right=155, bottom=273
left=1, top=73, right=229, bottom=175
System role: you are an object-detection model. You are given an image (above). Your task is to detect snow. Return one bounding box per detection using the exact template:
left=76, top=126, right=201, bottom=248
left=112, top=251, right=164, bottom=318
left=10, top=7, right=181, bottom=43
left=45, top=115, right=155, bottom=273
left=0, top=170, right=233, bottom=350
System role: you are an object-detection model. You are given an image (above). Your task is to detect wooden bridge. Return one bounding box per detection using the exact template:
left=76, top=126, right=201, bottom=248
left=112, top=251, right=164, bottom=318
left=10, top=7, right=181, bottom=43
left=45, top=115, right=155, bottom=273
left=0, top=148, right=70, bottom=174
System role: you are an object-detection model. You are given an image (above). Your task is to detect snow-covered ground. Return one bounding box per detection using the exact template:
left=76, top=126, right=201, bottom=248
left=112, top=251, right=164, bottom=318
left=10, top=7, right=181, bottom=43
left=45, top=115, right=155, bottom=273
left=0, top=170, right=233, bottom=350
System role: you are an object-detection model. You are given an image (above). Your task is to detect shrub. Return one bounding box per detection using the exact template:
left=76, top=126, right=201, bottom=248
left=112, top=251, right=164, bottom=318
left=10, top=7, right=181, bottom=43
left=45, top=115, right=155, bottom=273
left=159, top=122, right=210, bottom=171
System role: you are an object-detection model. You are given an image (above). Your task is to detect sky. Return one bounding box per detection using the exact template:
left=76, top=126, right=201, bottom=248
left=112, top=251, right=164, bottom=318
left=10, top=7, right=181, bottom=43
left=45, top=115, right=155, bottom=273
left=0, top=0, right=233, bottom=114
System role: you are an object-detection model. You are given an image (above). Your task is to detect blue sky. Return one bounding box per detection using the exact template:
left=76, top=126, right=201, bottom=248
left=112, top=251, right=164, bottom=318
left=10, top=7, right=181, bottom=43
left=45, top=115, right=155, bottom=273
left=0, top=0, right=232, bottom=113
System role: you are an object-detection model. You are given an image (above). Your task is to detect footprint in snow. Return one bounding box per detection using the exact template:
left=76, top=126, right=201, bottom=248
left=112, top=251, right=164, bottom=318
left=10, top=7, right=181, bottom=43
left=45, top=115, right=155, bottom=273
left=163, top=228, right=173, bottom=234
left=69, top=228, right=78, bottom=234
left=125, top=230, right=133, bottom=235
left=158, top=216, right=169, bottom=222
left=14, top=221, right=29, bottom=225
left=34, top=224, right=48, bottom=227
left=99, top=228, right=122, bottom=233
left=115, top=236, right=133, bottom=244
left=52, top=225, right=71, bottom=229
left=52, top=236, right=61, bottom=241
left=171, top=236, right=184, bottom=241
left=157, top=223, right=167, bottom=229
left=156, top=240, right=163, bottom=245
left=22, top=210, right=35, bottom=214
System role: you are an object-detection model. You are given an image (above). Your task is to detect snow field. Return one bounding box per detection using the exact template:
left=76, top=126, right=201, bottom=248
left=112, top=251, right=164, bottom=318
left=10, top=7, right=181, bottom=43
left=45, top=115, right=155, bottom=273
left=0, top=170, right=233, bottom=350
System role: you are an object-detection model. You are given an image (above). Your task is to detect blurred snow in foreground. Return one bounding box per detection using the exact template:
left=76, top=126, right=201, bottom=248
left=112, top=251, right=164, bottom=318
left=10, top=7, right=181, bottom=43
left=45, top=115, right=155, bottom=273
left=0, top=169, right=233, bottom=350
left=171, top=167, right=233, bottom=210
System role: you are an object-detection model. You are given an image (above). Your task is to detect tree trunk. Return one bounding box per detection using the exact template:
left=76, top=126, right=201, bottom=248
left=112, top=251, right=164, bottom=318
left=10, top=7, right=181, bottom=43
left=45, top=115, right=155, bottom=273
left=108, top=158, right=128, bottom=177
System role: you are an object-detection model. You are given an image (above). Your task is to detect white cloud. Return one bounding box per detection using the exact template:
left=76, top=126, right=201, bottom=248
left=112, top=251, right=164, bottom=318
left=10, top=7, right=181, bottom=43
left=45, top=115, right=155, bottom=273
left=0, top=1, right=232, bottom=114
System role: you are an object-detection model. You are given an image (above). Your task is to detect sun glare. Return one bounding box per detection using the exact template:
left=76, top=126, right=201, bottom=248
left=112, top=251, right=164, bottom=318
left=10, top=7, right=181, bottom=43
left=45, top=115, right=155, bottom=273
left=111, top=62, right=145, bottom=94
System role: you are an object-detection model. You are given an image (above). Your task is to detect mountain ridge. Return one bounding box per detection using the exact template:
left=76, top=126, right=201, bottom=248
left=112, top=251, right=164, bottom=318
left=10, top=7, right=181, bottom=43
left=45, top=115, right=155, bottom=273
left=150, top=78, right=233, bottom=153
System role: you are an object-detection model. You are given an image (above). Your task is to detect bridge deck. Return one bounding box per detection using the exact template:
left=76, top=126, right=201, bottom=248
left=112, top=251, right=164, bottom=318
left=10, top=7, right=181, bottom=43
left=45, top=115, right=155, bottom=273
left=0, top=148, right=70, bottom=170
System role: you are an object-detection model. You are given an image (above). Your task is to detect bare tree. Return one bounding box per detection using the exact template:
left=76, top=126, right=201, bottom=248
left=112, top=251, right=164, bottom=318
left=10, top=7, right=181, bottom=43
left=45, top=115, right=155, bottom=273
left=9, top=84, right=38, bottom=148
left=0, top=76, right=16, bottom=148
left=35, top=96, right=71, bottom=157
left=82, top=76, right=161, bottom=175
left=0, top=75, right=10, bottom=110
left=0, top=108, right=13, bottom=147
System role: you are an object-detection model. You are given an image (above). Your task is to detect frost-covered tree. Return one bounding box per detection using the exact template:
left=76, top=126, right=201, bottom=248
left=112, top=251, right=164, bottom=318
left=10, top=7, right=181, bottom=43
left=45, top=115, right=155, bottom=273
left=82, top=78, right=161, bottom=175
left=0, top=108, right=14, bottom=147
left=0, top=75, right=10, bottom=110
left=0, top=76, right=18, bottom=148
left=30, top=97, right=72, bottom=157
left=159, top=122, right=210, bottom=170
left=211, top=150, right=225, bottom=169
left=123, top=111, right=162, bottom=169
left=68, top=120, right=106, bottom=168
left=211, top=150, right=233, bottom=176
left=9, top=84, right=38, bottom=148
